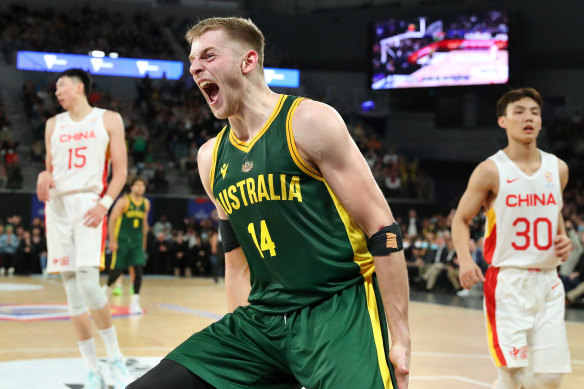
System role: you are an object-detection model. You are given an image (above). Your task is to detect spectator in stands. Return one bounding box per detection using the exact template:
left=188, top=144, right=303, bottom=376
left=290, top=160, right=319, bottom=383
left=152, top=162, right=169, bottom=193
left=0, top=224, right=19, bottom=276
left=406, top=208, right=422, bottom=238
left=30, top=139, right=45, bottom=164
left=16, top=229, right=36, bottom=274
left=171, top=231, right=190, bottom=277
left=31, top=225, right=47, bottom=276
left=152, top=215, right=172, bottom=241
left=150, top=232, right=172, bottom=275
left=565, top=252, right=584, bottom=307
left=421, top=232, right=450, bottom=291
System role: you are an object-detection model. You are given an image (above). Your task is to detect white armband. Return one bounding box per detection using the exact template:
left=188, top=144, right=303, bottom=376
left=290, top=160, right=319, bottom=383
left=99, top=195, right=114, bottom=210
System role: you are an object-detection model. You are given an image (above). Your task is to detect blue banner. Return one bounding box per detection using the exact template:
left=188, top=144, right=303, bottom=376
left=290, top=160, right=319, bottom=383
left=17, top=51, right=183, bottom=80
left=187, top=198, right=217, bottom=222
left=264, top=67, right=300, bottom=87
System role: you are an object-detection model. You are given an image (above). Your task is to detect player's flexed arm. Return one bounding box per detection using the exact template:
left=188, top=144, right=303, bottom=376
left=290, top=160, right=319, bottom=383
left=451, top=160, right=497, bottom=289
left=198, top=138, right=251, bottom=312
left=36, top=117, right=57, bottom=202
left=84, top=111, right=127, bottom=227
left=291, top=100, right=410, bottom=389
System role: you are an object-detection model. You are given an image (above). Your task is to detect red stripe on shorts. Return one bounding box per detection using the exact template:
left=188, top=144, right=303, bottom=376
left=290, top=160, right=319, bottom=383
left=485, top=266, right=507, bottom=366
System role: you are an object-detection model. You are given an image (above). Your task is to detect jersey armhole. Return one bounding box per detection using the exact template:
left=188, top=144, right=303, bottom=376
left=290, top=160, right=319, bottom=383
left=285, top=97, right=324, bottom=181
left=209, top=126, right=228, bottom=193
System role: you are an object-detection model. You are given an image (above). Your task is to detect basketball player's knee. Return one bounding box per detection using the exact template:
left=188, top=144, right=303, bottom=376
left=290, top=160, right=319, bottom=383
left=61, top=272, right=88, bottom=316
left=76, top=267, right=107, bottom=310
left=497, top=367, right=525, bottom=388
left=531, top=373, right=563, bottom=389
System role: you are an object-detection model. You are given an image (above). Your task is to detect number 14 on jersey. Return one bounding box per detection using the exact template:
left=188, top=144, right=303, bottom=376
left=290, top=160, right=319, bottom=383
left=248, top=220, right=276, bottom=258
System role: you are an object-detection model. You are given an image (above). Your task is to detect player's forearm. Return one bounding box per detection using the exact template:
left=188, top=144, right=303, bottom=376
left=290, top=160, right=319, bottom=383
left=375, top=252, right=410, bottom=348
left=103, top=169, right=127, bottom=201
left=451, top=216, right=474, bottom=265
left=224, top=249, right=251, bottom=312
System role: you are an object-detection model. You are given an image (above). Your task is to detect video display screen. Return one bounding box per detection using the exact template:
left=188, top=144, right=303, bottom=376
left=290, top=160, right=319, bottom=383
left=370, top=10, right=509, bottom=89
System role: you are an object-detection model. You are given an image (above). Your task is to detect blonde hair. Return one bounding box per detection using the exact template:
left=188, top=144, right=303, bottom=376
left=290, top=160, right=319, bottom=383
left=185, top=17, right=265, bottom=67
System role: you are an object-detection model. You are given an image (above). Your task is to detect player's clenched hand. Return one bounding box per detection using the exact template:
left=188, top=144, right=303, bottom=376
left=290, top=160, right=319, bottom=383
left=554, top=234, right=572, bottom=262
left=459, top=260, right=485, bottom=290
left=109, top=240, right=118, bottom=252
left=36, top=171, right=55, bottom=202
left=389, top=342, right=410, bottom=389
left=83, top=204, right=108, bottom=228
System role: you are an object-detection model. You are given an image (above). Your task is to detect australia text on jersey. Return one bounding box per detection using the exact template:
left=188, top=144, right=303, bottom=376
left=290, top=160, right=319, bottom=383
left=216, top=173, right=302, bottom=215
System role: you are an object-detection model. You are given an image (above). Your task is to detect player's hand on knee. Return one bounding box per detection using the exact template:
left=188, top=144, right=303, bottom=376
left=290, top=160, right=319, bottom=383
left=83, top=204, right=108, bottom=228
left=459, top=261, right=485, bottom=289
left=36, top=171, right=55, bottom=202
left=554, top=234, right=572, bottom=262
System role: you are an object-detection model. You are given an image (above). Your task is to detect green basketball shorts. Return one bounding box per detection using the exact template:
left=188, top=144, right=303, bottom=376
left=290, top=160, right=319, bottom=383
left=166, top=275, right=397, bottom=388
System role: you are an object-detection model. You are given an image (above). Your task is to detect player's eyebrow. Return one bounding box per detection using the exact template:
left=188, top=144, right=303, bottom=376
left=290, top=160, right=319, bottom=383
left=189, top=47, right=215, bottom=62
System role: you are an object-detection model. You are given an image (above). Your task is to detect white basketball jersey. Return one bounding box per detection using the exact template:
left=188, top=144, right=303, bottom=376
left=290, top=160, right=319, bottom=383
left=483, top=150, right=562, bottom=269
left=50, top=108, right=110, bottom=196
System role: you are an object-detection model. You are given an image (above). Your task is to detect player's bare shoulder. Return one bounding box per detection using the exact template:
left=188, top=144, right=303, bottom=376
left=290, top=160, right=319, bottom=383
left=197, top=135, right=219, bottom=186
left=103, top=110, right=124, bottom=135
left=469, top=158, right=500, bottom=197
left=291, top=99, right=348, bottom=165
left=556, top=156, right=569, bottom=189
left=45, top=116, right=57, bottom=136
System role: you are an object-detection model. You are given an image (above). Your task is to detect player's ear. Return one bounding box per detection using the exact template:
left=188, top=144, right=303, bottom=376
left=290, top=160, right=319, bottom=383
left=241, top=50, right=258, bottom=75
left=497, top=115, right=506, bottom=129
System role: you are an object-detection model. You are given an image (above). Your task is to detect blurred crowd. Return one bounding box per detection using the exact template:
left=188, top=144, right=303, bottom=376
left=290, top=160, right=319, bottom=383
left=0, top=4, right=173, bottom=65
left=0, top=96, right=23, bottom=189
left=3, top=184, right=584, bottom=308
left=0, top=213, right=224, bottom=282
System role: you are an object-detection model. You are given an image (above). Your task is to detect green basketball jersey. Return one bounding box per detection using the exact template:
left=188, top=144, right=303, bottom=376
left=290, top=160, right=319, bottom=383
left=115, top=195, right=146, bottom=242
left=211, top=95, right=376, bottom=314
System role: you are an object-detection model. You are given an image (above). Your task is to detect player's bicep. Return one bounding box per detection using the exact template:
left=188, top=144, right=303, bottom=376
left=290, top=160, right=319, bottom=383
left=455, top=162, right=497, bottom=223
left=44, top=117, right=56, bottom=171
left=292, top=101, right=392, bottom=236
left=197, top=138, right=228, bottom=220
left=105, top=112, right=127, bottom=174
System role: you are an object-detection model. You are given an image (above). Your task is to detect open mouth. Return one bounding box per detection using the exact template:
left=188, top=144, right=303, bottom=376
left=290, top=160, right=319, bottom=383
left=523, top=125, right=534, bottom=133
left=200, top=80, right=219, bottom=105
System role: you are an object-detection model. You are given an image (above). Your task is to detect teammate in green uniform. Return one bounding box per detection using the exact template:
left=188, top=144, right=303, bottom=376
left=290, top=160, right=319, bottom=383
left=106, top=177, right=150, bottom=314
left=128, top=17, right=410, bottom=389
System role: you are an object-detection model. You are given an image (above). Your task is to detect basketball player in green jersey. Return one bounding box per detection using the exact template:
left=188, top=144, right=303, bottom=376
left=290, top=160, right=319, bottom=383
left=106, top=177, right=150, bottom=314
left=128, top=17, right=410, bottom=389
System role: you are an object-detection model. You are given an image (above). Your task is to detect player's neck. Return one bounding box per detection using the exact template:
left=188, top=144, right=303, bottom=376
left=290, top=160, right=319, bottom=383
left=503, top=141, right=539, bottom=164
left=130, top=193, right=142, bottom=203
left=67, top=99, right=93, bottom=122
left=228, top=85, right=280, bottom=142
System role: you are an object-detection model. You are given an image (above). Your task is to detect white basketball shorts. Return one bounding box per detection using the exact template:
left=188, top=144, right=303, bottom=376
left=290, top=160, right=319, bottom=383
left=45, top=192, right=107, bottom=273
left=484, top=266, right=571, bottom=373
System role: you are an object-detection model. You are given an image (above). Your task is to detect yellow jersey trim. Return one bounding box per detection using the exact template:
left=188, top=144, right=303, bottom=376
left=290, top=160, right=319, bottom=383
left=229, top=94, right=287, bottom=153
left=484, top=207, right=496, bottom=238
left=128, top=194, right=144, bottom=209
left=210, top=126, right=228, bottom=193
left=324, top=181, right=375, bottom=278
left=364, top=278, right=393, bottom=388
left=285, top=97, right=323, bottom=181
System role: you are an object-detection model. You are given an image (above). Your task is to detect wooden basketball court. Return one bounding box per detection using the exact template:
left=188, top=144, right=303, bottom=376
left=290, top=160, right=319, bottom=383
left=1, top=276, right=582, bottom=388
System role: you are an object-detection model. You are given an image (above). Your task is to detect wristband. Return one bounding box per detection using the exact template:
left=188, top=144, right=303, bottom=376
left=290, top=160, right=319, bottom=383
left=99, top=195, right=114, bottom=210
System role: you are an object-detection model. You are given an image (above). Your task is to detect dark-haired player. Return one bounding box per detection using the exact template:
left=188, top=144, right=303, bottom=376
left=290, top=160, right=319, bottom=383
left=36, top=68, right=133, bottom=389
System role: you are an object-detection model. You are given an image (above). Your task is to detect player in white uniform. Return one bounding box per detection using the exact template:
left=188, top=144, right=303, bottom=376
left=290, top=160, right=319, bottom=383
left=36, top=69, right=133, bottom=389
left=452, top=87, right=572, bottom=389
